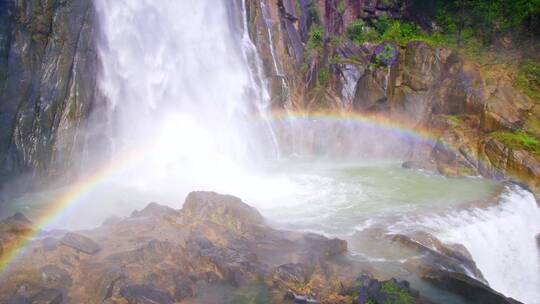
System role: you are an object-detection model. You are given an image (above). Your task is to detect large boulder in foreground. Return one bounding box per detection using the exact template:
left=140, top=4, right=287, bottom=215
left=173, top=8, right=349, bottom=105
left=182, top=191, right=264, bottom=233
left=0, top=191, right=356, bottom=303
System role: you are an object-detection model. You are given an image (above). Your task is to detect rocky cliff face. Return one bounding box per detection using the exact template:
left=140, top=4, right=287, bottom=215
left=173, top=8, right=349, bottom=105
left=246, top=0, right=540, bottom=195
left=0, top=0, right=102, bottom=191
left=1, top=0, right=538, bottom=197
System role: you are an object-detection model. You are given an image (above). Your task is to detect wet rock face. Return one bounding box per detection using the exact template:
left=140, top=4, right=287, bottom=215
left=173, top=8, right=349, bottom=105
left=0, top=192, right=361, bottom=304
left=0, top=191, right=518, bottom=303
left=390, top=232, right=486, bottom=283
left=423, top=269, right=521, bottom=304
left=60, top=232, right=101, bottom=255
left=0, top=0, right=102, bottom=190
left=183, top=191, right=265, bottom=233
left=119, top=284, right=174, bottom=304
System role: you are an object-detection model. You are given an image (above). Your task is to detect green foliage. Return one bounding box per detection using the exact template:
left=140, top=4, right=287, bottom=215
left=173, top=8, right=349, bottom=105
left=434, top=0, right=540, bottom=45
left=381, top=281, right=414, bottom=304
left=446, top=115, right=464, bottom=125
left=517, top=60, right=540, bottom=102
left=294, top=0, right=302, bottom=17
left=307, top=3, right=321, bottom=24
left=337, top=0, right=346, bottom=14
left=346, top=17, right=445, bottom=47
left=379, top=20, right=421, bottom=44
left=231, top=283, right=273, bottom=304
left=347, top=19, right=366, bottom=44
left=492, top=131, right=540, bottom=155
left=307, top=25, right=325, bottom=52
left=329, top=54, right=341, bottom=65
left=318, top=67, right=330, bottom=86
left=375, top=43, right=395, bottom=66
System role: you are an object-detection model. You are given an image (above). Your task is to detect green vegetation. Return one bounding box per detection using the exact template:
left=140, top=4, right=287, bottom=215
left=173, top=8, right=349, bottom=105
left=375, top=43, right=395, bottom=66
left=347, top=19, right=380, bottom=44
left=306, top=25, right=325, bottom=52
left=517, top=60, right=540, bottom=101
left=434, top=0, right=540, bottom=46
left=337, top=0, right=346, bottom=14
left=344, top=1, right=539, bottom=55
left=317, top=67, right=330, bottom=87
left=346, top=17, right=444, bottom=47
left=492, top=131, right=540, bottom=155
left=232, top=284, right=273, bottom=304
left=446, top=115, right=464, bottom=125
left=381, top=281, right=414, bottom=304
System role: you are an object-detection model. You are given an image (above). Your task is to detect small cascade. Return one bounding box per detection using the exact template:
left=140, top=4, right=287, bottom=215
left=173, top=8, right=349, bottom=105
left=238, top=0, right=281, bottom=158
left=418, top=186, right=540, bottom=304
left=259, top=0, right=291, bottom=107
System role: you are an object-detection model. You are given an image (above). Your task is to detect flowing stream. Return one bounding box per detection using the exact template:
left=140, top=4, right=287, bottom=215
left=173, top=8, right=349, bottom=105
left=2, top=1, right=539, bottom=303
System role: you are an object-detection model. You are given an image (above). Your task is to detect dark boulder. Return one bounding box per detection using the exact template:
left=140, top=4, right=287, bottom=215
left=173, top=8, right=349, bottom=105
left=422, top=269, right=521, bottom=304
left=6, top=295, right=31, bottom=304
left=390, top=233, right=485, bottom=282
left=60, top=232, right=101, bottom=255
left=2, top=212, right=33, bottom=232
left=130, top=202, right=178, bottom=218
left=119, top=284, right=174, bottom=304
left=186, top=236, right=263, bottom=287
left=28, top=288, right=63, bottom=304
left=303, top=233, right=348, bottom=259
left=173, top=276, right=194, bottom=301
left=41, top=237, right=59, bottom=251
left=272, top=263, right=313, bottom=287
left=39, top=265, right=72, bottom=287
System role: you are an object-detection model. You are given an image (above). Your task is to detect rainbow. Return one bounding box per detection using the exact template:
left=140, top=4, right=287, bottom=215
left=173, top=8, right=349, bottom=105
left=264, top=109, right=443, bottom=146
left=0, top=110, right=501, bottom=273
left=0, top=148, right=147, bottom=273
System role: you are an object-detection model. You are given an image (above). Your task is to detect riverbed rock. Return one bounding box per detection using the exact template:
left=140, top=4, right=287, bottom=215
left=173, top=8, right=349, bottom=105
left=119, top=284, right=174, bottom=304
left=183, top=191, right=265, bottom=233
left=0, top=192, right=362, bottom=304
left=60, top=232, right=101, bottom=255
left=422, top=269, right=521, bottom=304
left=28, top=288, right=63, bottom=304
left=390, top=233, right=486, bottom=282
left=0, top=191, right=517, bottom=303
left=39, top=265, right=72, bottom=288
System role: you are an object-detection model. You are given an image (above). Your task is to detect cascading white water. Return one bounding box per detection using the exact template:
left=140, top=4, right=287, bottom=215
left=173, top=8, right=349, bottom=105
left=417, top=186, right=540, bottom=304
left=260, top=0, right=290, bottom=106
left=93, top=0, right=278, bottom=195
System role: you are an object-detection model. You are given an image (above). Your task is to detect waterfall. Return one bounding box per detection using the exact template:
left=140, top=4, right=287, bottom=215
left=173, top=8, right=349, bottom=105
left=260, top=0, right=291, bottom=107
left=419, top=186, right=540, bottom=304
left=92, top=0, right=278, bottom=193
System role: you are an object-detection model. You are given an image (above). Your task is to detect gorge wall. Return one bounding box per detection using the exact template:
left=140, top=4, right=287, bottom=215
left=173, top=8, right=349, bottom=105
left=0, top=0, right=538, bottom=197
left=0, top=0, right=102, bottom=194
left=245, top=0, right=540, bottom=195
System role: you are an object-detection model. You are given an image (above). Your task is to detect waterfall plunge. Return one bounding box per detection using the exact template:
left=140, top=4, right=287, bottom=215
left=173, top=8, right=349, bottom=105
left=418, top=187, right=540, bottom=304
left=93, top=0, right=278, bottom=197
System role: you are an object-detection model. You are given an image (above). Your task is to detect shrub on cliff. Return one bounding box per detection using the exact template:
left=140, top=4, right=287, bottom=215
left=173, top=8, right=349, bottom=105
left=307, top=25, right=324, bottom=52
left=517, top=60, right=540, bottom=102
